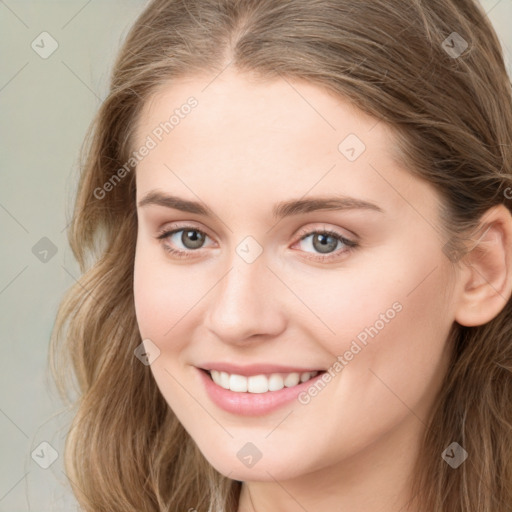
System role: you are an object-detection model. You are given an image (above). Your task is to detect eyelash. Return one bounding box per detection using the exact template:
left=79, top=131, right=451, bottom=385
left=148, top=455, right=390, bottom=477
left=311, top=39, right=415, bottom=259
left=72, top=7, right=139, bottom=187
left=156, top=225, right=358, bottom=263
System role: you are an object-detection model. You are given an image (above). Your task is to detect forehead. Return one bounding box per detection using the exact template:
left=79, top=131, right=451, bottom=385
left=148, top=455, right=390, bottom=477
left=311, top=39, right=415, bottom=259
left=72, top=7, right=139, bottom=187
left=133, top=69, right=392, bottom=159
left=132, top=70, right=439, bottom=225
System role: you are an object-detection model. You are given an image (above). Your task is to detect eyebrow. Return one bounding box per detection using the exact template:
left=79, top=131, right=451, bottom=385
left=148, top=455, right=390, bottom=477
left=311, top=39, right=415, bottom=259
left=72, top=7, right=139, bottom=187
left=137, top=190, right=384, bottom=219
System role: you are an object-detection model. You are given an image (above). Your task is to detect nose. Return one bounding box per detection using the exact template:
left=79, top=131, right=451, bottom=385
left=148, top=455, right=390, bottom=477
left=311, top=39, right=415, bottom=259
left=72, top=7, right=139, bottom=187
left=204, top=253, right=287, bottom=345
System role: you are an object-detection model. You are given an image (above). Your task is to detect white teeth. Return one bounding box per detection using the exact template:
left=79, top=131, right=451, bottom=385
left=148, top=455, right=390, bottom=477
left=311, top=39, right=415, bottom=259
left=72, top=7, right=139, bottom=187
left=284, top=372, right=300, bottom=387
left=209, top=370, right=320, bottom=393
left=300, top=372, right=311, bottom=383
left=268, top=373, right=284, bottom=392
left=248, top=375, right=268, bottom=393
left=229, top=374, right=248, bottom=392
left=219, top=371, right=230, bottom=389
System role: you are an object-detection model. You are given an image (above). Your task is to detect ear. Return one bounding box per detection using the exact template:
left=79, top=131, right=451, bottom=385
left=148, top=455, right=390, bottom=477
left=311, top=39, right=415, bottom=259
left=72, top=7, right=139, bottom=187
left=454, top=204, right=512, bottom=327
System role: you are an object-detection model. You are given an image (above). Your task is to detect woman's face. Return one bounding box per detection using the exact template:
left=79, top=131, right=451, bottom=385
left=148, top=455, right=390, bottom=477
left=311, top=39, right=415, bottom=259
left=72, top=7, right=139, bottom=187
left=133, top=69, right=457, bottom=481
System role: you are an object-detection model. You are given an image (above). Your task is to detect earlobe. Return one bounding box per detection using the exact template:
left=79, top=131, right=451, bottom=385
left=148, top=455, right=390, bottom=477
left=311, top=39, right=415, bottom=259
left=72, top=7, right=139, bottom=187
left=454, top=204, right=512, bottom=327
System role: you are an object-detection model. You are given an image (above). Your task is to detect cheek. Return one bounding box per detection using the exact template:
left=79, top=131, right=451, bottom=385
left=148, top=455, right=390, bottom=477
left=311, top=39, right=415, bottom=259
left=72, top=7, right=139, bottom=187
left=324, top=253, right=454, bottom=420
left=133, top=247, right=206, bottom=420
left=275, top=257, right=407, bottom=356
left=291, top=244, right=454, bottom=407
left=283, top=258, right=454, bottom=468
left=133, top=245, right=209, bottom=343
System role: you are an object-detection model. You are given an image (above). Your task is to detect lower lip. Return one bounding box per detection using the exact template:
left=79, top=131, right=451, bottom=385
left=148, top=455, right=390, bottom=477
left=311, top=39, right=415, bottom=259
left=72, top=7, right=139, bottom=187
left=197, top=368, right=326, bottom=416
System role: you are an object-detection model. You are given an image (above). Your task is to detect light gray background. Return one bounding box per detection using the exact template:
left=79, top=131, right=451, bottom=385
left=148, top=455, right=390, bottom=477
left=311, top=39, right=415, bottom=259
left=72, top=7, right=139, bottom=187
left=1, top=1, right=511, bottom=510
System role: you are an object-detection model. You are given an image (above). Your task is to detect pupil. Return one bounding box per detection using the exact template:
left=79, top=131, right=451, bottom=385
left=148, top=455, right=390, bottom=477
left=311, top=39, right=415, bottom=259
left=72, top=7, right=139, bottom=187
left=183, top=230, right=204, bottom=249
left=313, top=233, right=337, bottom=254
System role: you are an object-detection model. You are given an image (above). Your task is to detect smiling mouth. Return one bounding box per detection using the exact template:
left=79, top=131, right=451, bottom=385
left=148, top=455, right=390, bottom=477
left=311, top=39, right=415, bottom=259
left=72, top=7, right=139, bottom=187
left=201, top=368, right=326, bottom=394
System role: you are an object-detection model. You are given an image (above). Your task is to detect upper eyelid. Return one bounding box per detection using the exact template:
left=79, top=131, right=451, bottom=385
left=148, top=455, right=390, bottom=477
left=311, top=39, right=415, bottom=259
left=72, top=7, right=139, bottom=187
left=295, top=224, right=356, bottom=242
left=157, top=220, right=211, bottom=236
left=158, top=224, right=215, bottom=242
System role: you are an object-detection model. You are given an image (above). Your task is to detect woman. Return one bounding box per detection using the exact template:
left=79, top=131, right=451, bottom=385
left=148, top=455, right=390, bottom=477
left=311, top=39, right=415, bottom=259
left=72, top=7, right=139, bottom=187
left=50, top=0, right=512, bottom=510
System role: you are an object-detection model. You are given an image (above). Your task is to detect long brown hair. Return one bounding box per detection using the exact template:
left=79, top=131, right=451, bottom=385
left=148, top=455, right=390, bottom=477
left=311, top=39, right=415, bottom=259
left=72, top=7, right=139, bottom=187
left=49, top=0, right=512, bottom=510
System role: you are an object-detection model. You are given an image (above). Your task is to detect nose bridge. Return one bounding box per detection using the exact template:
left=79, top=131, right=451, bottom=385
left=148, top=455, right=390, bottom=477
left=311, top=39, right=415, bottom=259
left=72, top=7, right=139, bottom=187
left=205, top=241, right=286, bottom=343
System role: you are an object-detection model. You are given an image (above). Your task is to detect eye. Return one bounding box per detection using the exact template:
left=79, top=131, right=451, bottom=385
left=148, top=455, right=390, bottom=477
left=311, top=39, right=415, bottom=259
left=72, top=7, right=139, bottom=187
left=293, top=228, right=358, bottom=262
left=156, top=225, right=358, bottom=262
left=156, top=226, right=213, bottom=259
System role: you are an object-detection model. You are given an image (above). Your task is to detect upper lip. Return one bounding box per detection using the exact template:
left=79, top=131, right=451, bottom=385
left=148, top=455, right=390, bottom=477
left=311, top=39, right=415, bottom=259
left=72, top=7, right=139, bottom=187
left=198, top=362, right=325, bottom=376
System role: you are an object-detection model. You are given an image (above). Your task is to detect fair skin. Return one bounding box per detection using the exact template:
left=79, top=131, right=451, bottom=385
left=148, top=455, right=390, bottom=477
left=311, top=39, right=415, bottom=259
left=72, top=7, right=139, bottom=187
left=132, top=69, right=512, bottom=512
